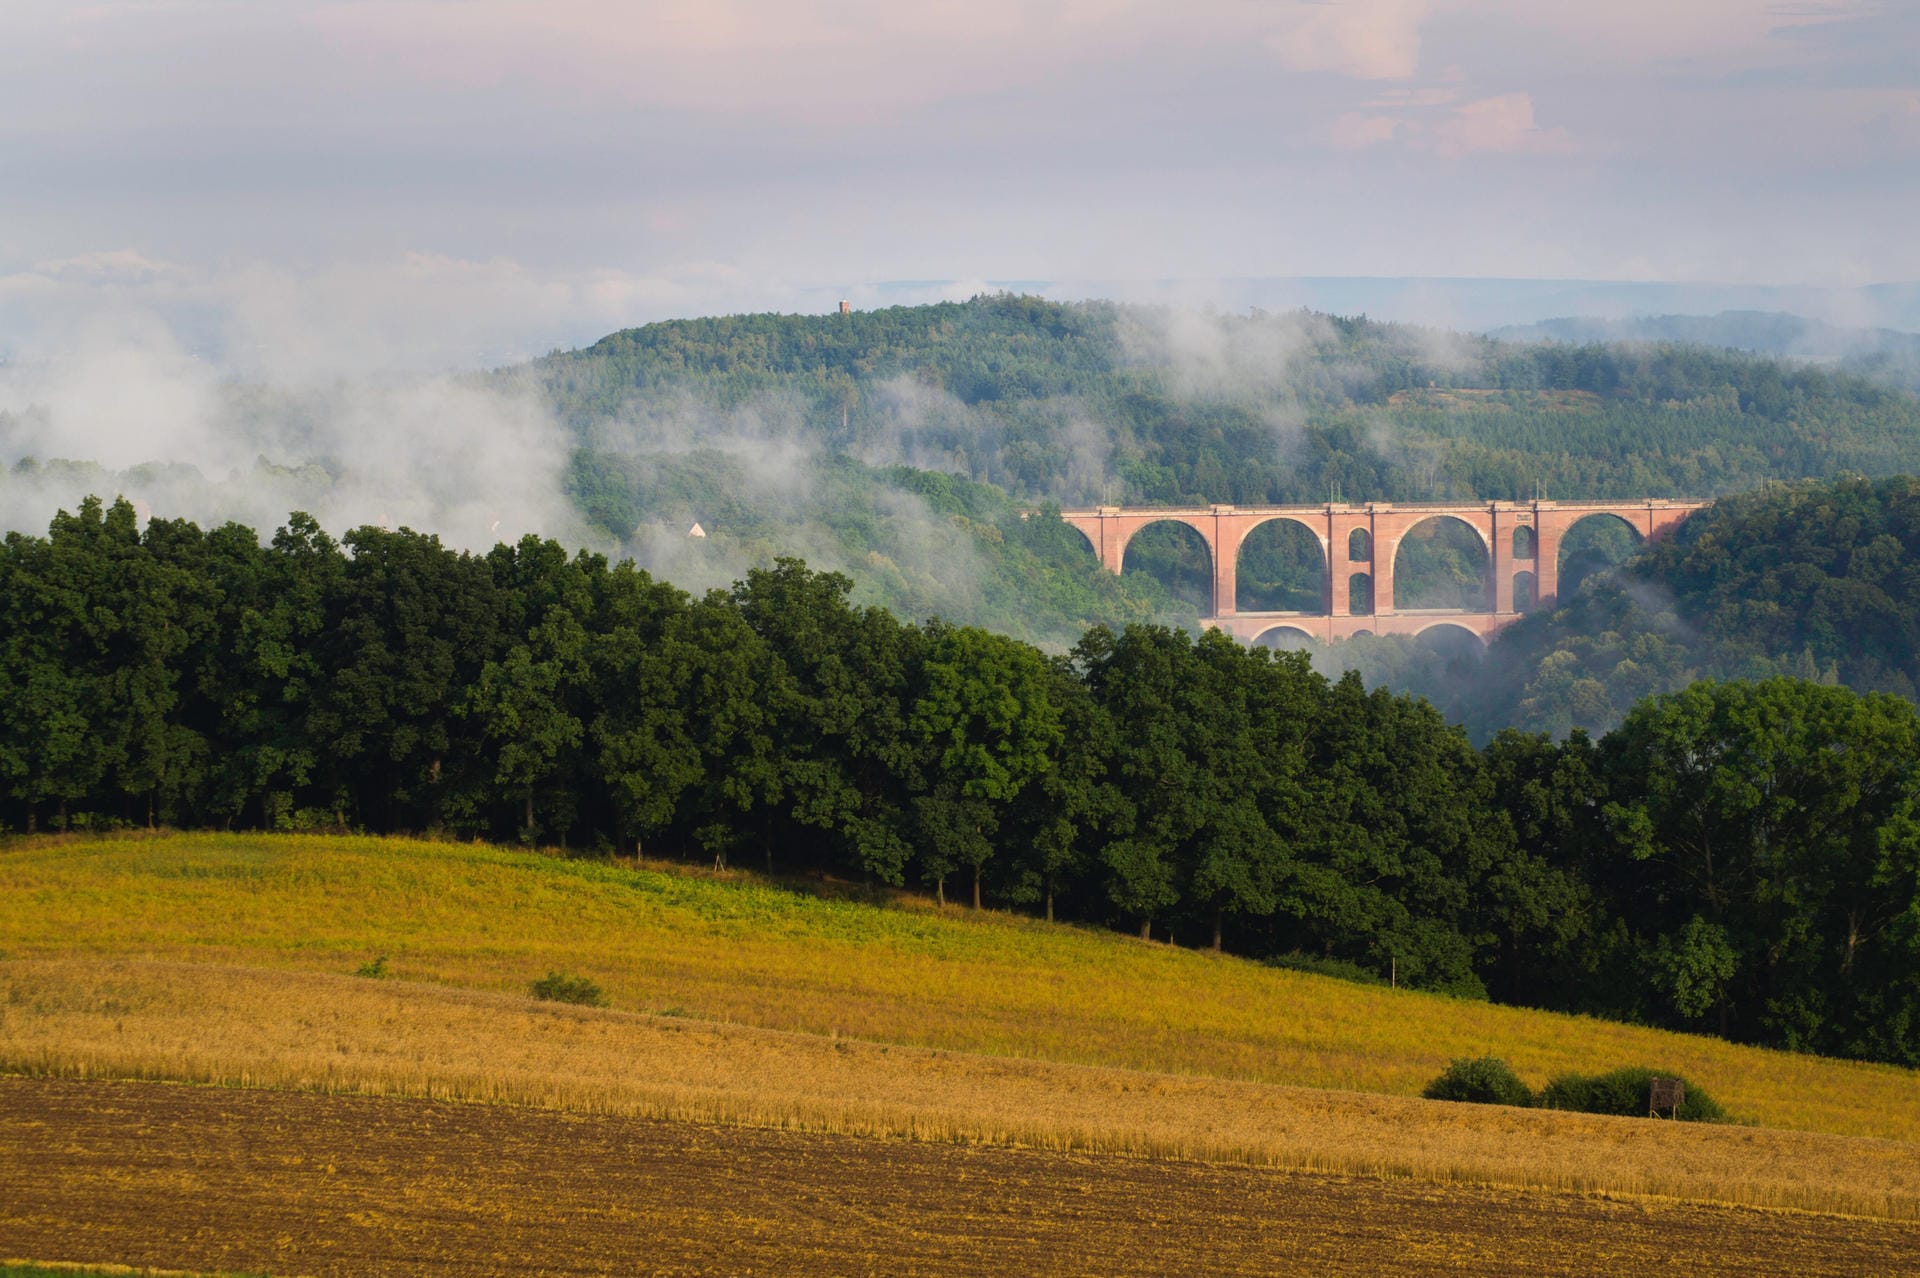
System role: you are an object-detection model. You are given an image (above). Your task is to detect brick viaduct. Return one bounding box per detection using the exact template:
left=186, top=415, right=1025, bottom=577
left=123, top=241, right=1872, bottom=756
left=1057, top=499, right=1708, bottom=644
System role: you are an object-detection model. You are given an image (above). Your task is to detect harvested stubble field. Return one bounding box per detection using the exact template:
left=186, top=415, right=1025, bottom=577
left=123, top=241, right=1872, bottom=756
left=3, top=832, right=1919, bottom=1273
left=8, top=958, right=1917, bottom=1220
left=7, top=1076, right=1920, bottom=1278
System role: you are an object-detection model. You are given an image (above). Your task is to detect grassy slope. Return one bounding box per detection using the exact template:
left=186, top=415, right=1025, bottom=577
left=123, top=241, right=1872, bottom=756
left=2, top=832, right=1912, bottom=1146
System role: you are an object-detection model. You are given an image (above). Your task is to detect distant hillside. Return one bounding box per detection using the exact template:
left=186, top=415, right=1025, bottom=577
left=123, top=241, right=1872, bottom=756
left=1491, top=310, right=1920, bottom=392
left=536, top=296, right=1920, bottom=508
left=524, top=295, right=1920, bottom=638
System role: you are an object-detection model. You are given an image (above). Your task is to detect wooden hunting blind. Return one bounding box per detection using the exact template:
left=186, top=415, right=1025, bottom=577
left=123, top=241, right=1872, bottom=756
left=1648, top=1077, right=1685, bottom=1118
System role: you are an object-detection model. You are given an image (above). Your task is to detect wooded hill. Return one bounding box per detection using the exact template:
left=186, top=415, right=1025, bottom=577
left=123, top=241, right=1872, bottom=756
left=538, top=295, right=1920, bottom=508
left=535, top=294, right=1920, bottom=643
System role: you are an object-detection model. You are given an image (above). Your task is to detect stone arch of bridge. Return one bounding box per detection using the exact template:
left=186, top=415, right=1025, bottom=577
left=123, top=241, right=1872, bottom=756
left=1415, top=620, right=1487, bottom=649
left=1119, top=517, right=1216, bottom=611
left=1559, top=510, right=1646, bottom=554
left=1389, top=513, right=1493, bottom=613
left=1232, top=514, right=1330, bottom=614
left=1253, top=624, right=1319, bottom=650
left=1555, top=511, right=1645, bottom=599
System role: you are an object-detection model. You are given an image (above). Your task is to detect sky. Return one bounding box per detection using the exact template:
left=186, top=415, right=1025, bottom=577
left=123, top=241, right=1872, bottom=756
left=2, top=1, right=1918, bottom=369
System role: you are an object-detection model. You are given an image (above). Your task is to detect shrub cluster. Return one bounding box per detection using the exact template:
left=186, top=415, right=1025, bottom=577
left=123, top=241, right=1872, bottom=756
left=1421, top=1058, right=1726, bottom=1123
left=1421, top=1057, right=1535, bottom=1107
left=1539, top=1067, right=1725, bottom=1123
left=529, top=971, right=607, bottom=1007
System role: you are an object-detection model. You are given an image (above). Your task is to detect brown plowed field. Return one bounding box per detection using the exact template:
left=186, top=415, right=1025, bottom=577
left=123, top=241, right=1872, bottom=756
left=4, top=1078, right=1915, bottom=1278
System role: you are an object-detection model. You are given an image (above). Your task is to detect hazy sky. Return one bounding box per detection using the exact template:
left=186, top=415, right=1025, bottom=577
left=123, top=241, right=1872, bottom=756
left=4, top=1, right=1918, bottom=367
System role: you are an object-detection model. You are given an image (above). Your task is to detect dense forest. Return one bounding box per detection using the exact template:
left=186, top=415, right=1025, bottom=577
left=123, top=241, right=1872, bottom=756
left=4, top=496, right=1916, bottom=1068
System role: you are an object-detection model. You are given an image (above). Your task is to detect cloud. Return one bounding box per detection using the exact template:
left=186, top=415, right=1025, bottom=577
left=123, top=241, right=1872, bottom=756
left=0, top=256, right=616, bottom=552
left=4, top=0, right=1920, bottom=317
left=302, top=0, right=1190, bottom=123
left=0, top=251, right=840, bottom=375
left=0, top=305, right=587, bottom=553
left=1267, top=0, right=1429, bottom=80
left=1331, top=112, right=1400, bottom=147
left=1324, top=85, right=1574, bottom=157
left=1430, top=92, right=1573, bottom=157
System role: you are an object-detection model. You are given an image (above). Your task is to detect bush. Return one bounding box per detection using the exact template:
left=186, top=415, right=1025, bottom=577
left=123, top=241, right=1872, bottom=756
left=354, top=955, right=389, bottom=979
left=1539, top=1067, right=1726, bottom=1122
left=529, top=970, right=608, bottom=1007
left=1422, top=1056, right=1534, bottom=1107
left=1264, top=952, right=1387, bottom=986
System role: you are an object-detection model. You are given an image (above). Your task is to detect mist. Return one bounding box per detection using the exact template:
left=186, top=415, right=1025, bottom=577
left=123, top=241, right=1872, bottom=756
left=0, top=304, right=590, bottom=555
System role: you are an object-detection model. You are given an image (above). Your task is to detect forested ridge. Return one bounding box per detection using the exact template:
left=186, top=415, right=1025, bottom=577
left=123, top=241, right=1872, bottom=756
left=5, top=495, right=1917, bottom=1067
left=547, top=294, right=1920, bottom=512
left=542, top=294, right=1920, bottom=645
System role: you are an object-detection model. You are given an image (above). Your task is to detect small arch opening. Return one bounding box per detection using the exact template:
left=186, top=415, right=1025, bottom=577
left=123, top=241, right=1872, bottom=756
left=1512, top=526, right=1537, bottom=559
left=1416, top=623, right=1488, bottom=682
left=1348, top=571, right=1374, bottom=615
left=1348, top=528, right=1372, bottom=562
left=1513, top=570, right=1537, bottom=612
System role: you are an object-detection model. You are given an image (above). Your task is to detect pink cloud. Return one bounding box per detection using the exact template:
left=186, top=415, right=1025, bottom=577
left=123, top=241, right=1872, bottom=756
left=1267, top=0, right=1429, bottom=81
left=303, top=1, right=1189, bottom=121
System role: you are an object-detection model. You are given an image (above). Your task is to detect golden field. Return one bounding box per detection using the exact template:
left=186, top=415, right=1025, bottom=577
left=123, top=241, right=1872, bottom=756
left=2, top=832, right=1913, bottom=1136
left=2, top=830, right=1918, bottom=1231
left=5, top=957, right=1918, bottom=1220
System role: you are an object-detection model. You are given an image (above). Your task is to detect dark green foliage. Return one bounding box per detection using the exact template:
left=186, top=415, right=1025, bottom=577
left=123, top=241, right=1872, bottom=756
left=529, top=971, right=607, bottom=1007
left=354, top=955, right=389, bottom=979
left=1538, top=1068, right=1727, bottom=1123
left=1263, top=952, right=1387, bottom=986
left=1422, top=1057, right=1535, bottom=1107
left=1592, top=678, right=1920, bottom=1061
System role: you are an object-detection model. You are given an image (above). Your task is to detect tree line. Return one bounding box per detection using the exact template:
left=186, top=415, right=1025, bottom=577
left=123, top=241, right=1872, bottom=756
left=4, top=496, right=1917, bottom=1067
